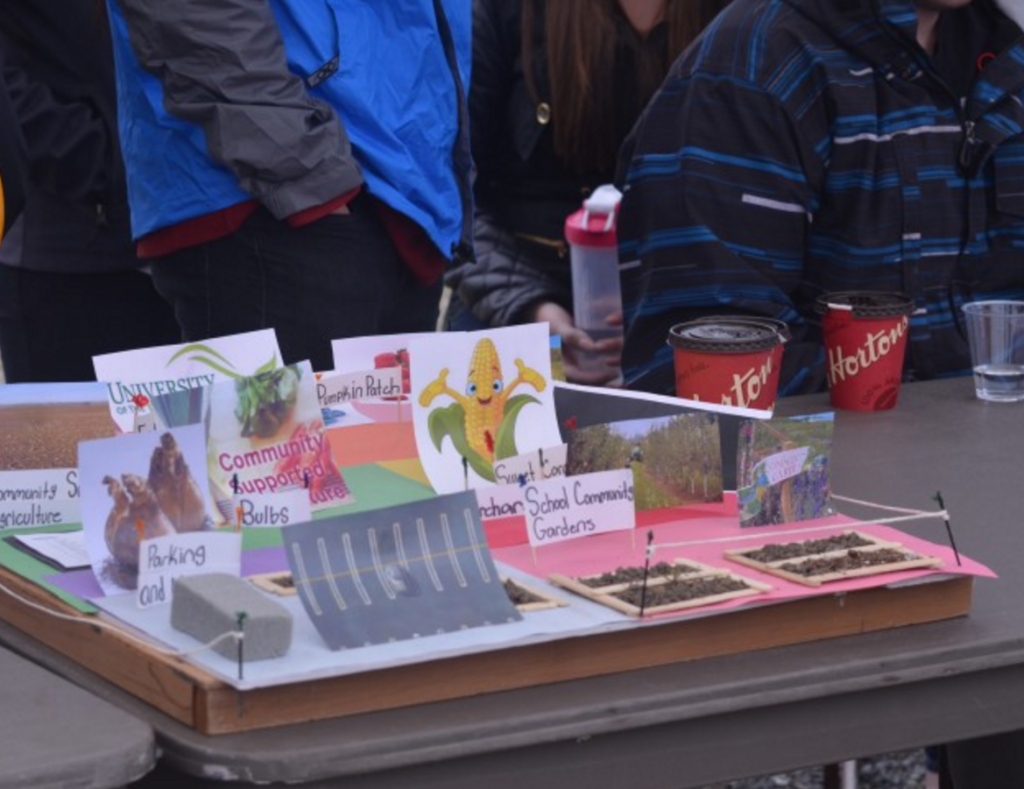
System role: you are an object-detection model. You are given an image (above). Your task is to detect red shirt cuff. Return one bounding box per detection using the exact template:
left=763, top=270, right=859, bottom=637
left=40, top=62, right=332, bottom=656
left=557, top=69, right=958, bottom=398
left=286, top=187, right=362, bottom=228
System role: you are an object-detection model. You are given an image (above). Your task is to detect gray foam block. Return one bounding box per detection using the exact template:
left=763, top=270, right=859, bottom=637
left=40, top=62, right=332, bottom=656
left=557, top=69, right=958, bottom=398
left=171, top=573, right=293, bottom=661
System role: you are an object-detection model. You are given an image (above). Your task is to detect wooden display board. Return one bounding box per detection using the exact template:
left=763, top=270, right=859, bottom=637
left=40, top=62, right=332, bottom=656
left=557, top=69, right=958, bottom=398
left=0, top=563, right=972, bottom=736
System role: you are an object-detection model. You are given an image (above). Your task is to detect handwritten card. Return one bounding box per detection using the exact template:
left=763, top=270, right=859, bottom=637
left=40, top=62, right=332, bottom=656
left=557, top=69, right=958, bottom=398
left=475, top=485, right=526, bottom=521
left=492, top=444, right=567, bottom=486
left=317, top=368, right=403, bottom=409
left=0, top=469, right=82, bottom=530
left=523, top=469, right=636, bottom=547
left=231, top=489, right=312, bottom=529
left=136, top=531, right=242, bottom=609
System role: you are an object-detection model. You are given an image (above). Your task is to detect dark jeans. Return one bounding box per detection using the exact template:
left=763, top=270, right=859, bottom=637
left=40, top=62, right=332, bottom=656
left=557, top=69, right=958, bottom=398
left=0, top=263, right=179, bottom=383
left=150, top=200, right=444, bottom=372
left=946, top=731, right=1024, bottom=788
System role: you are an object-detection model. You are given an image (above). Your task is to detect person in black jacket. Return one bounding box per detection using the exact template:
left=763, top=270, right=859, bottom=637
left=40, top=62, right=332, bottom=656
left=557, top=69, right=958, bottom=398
left=444, top=0, right=731, bottom=385
left=0, top=45, right=26, bottom=246
left=0, top=2, right=179, bottom=383
left=616, top=0, right=1024, bottom=396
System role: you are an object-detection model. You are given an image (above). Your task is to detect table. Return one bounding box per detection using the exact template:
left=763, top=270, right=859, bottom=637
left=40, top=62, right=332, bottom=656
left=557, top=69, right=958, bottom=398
left=0, top=644, right=154, bottom=788
left=2, top=377, right=1022, bottom=788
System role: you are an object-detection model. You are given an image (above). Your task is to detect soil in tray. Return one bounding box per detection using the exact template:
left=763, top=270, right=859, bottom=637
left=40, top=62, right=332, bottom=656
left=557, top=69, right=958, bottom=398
left=740, top=532, right=874, bottom=563
left=779, top=548, right=917, bottom=577
left=503, top=578, right=545, bottom=605
left=613, top=575, right=749, bottom=607
left=579, top=562, right=699, bottom=588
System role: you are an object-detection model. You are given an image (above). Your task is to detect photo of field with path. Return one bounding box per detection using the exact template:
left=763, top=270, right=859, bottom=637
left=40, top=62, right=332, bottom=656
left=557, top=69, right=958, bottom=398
left=0, top=385, right=114, bottom=470
left=566, top=414, right=723, bottom=510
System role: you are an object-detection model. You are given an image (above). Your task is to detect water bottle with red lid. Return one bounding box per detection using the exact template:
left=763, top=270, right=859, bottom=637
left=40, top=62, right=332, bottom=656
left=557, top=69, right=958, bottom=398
left=564, top=184, right=624, bottom=385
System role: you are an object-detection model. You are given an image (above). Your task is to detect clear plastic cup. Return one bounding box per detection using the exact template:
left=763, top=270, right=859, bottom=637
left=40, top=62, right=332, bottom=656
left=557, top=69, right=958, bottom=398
left=962, top=300, right=1024, bottom=403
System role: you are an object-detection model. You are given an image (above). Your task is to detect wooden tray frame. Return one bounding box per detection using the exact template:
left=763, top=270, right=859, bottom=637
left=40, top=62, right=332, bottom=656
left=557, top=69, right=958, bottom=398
left=502, top=577, right=567, bottom=613
left=550, top=558, right=771, bottom=616
left=249, top=571, right=298, bottom=597
left=0, top=562, right=972, bottom=736
left=725, top=531, right=943, bottom=587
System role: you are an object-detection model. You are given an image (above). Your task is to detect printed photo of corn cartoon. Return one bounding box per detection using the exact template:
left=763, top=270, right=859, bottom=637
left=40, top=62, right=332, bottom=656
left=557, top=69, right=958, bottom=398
left=418, top=337, right=546, bottom=482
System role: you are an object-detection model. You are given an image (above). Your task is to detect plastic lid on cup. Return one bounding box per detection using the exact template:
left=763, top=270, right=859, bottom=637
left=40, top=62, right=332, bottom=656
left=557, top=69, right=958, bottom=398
left=565, top=184, right=622, bottom=249
left=667, top=317, right=790, bottom=354
left=815, top=291, right=915, bottom=318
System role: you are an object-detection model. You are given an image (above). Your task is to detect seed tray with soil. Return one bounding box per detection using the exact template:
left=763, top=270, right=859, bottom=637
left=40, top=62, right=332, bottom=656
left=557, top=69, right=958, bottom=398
left=249, top=571, right=298, bottom=597
left=576, top=560, right=702, bottom=592
left=502, top=577, right=566, bottom=612
left=549, top=559, right=771, bottom=617
left=735, top=531, right=884, bottom=563
left=725, top=534, right=942, bottom=588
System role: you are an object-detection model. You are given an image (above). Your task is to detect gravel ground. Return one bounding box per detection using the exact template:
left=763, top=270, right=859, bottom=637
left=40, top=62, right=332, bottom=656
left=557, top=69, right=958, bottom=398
left=702, top=749, right=928, bottom=789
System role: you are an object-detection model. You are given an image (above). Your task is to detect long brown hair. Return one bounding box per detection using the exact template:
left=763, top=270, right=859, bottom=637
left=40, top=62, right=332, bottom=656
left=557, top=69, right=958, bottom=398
left=522, top=0, right=732, bottom=174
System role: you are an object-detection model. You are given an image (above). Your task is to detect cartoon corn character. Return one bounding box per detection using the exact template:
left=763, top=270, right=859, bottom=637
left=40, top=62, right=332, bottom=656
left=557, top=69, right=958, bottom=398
left=419, top=338, right=546, bottom=477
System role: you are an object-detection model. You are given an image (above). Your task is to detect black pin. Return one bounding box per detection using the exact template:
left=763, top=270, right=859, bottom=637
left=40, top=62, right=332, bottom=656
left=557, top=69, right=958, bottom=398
left=638, top=530, right=655, bottom=617
left=232, top=473, right=239, bottom=495
left=235, top=611, right=247, bottom=681
left=934, top=491, right=961, bottom=567
left=303, top=470, right=311, bottom=490
left=462, top=456, right=469, bottom=490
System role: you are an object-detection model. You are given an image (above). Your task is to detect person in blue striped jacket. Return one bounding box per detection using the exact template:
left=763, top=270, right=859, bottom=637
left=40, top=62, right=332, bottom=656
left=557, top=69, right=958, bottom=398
left=616, top=0, right=1024, bottom=397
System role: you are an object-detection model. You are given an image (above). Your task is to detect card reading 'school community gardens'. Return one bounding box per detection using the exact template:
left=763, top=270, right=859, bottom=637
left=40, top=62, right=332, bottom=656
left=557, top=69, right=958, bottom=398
left=93, top=329, right=282, bottom=434
left=78, top=424, right=213, bottom=596
left=409, top=325, right=561, bottom=494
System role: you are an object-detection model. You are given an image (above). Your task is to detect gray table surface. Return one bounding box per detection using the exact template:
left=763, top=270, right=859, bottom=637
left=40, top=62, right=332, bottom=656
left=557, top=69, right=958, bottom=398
left=2, top=376, right=1022, bottom=788
left=0, top=644, right=154, bottom=788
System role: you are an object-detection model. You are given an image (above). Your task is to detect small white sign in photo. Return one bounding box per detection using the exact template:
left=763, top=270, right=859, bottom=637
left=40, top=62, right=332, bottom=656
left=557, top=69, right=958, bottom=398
left=757, top=446, right=811, bottom=486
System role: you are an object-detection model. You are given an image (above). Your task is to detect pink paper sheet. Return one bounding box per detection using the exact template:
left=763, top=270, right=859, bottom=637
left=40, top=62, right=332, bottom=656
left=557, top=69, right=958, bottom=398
left=493, top=494, right=992, bottom=621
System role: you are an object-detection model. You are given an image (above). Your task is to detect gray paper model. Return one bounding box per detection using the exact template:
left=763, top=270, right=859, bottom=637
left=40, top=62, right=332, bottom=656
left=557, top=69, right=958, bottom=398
left=283, top=491, right=521, bottom=650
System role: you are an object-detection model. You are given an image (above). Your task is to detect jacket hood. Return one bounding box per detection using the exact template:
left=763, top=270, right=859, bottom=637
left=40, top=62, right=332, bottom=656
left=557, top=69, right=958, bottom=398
left=776, top=0, right=1018, bottom=64
left=996, top=0, right=1024, bottom=27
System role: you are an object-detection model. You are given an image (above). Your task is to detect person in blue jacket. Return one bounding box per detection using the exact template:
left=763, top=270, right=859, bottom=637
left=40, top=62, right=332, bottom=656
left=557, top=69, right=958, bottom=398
left=105, top=0, right=473, bottom=371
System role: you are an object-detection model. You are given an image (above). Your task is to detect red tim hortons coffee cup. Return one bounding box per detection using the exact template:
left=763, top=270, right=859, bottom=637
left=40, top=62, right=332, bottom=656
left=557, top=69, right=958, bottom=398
left=667, top=317, right=790, bottom=410
left=815, top=291, right=915, bottom=411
